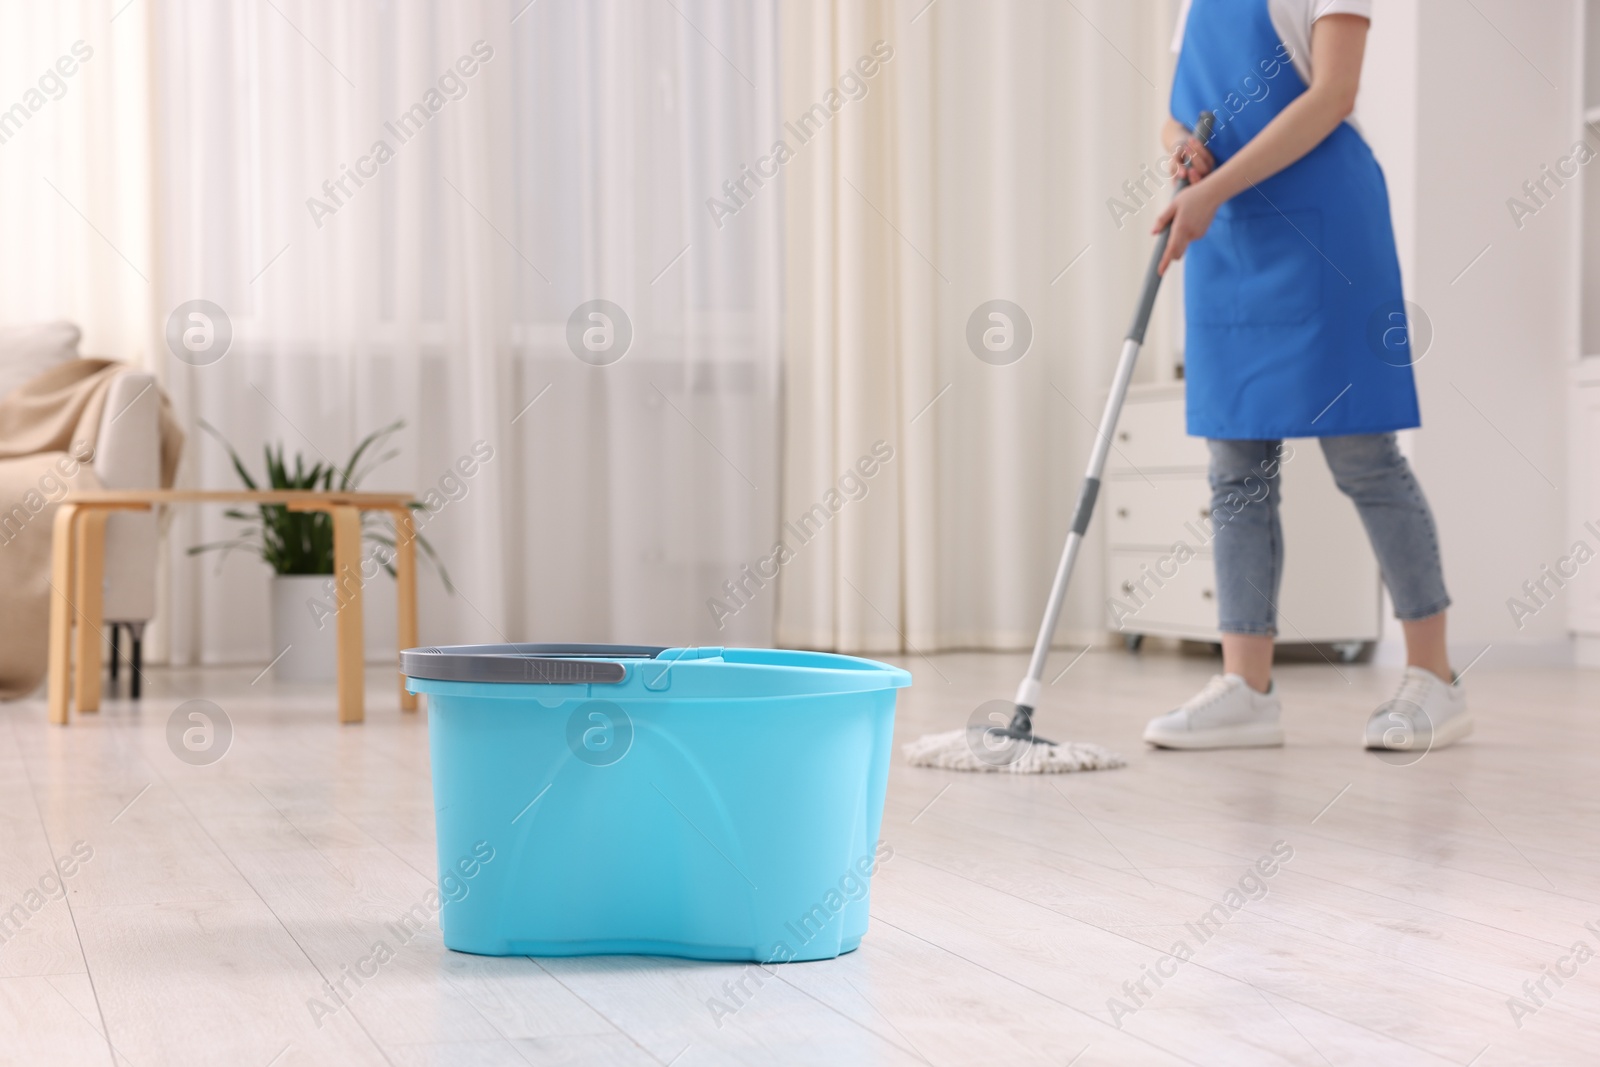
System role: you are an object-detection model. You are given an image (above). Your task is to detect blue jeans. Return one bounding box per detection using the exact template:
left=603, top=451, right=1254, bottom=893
left=1207, top=434, right=1451, bottom=636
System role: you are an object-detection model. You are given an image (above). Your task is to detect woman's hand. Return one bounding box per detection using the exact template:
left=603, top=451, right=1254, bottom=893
left=1161, top=118, right=1215, bottom=184
left=1153, top=182, right=1221, bottom=275
left=1169, top=135, right=1215, bottom=184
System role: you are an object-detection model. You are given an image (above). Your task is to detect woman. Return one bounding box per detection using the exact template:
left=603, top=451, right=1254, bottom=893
left=1140, top=0, right=1469, bottom=751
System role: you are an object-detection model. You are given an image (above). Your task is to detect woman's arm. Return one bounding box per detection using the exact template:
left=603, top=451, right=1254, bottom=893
left=1154, top=14, right=1369, bottom=274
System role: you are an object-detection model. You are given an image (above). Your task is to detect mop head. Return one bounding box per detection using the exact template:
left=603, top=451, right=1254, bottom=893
left=902, top=728, right=1126, bottom=774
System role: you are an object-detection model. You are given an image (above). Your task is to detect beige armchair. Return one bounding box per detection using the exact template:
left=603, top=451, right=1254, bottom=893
left=0, top=322, right=164, bottom=697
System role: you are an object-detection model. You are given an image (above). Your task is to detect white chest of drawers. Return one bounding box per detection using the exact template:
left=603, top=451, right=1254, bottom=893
left=1102, top=383, right=1382, bottom=653
left=1570, top=360, right=1600, bottom=666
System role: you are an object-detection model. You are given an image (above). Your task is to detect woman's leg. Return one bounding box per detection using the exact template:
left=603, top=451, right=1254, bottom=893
left=1401, top=612, right=1451, bottom=682
left=1208, top=438, right=1287, bottom=691
left=1142, top=438, right=1287, bottom=749
left=1318, top=434, right=1453, bottom=678
left=1223, top=634, right=1275, bottom=694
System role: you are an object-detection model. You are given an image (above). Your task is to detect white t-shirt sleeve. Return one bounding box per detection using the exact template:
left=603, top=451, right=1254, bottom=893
left=1173, top=0, right=1373, bottom=85
left=1270, top=0, right=1372, bottom=84
left=1171, top=0, right=1193, bottom=55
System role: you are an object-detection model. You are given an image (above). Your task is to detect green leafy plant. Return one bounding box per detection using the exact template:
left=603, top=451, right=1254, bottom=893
left=188, top=418, right=452, bottom=591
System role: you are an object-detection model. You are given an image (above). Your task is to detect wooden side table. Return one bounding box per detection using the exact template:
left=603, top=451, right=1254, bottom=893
left=48, top=490, right=421, bottom=726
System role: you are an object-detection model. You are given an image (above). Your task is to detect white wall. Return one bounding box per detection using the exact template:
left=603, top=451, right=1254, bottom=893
left=1361, top=0, right=1577, bottom=659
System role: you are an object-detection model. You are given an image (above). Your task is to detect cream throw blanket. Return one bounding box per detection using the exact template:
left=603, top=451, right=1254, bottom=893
left=0, top=360, right=183, bottom=698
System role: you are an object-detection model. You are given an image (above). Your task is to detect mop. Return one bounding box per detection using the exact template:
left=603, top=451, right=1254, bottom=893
left=905, top=112, right=1215, bottom=775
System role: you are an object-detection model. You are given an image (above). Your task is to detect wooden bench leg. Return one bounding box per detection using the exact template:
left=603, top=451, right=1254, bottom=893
left=47, top=504, right=80, bottom=725
left=331, top=505, right=365, bottom=724
left=73, top=509, right=108, bottom=712
left=394, top=508, right=418, bottom=712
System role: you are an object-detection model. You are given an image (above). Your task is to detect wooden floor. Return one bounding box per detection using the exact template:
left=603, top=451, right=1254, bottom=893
left=2, top=648, right=1597, bottom=1066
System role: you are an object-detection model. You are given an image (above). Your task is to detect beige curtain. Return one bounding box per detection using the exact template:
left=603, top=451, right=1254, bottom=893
left=776, top=0, right=1180, bottom=653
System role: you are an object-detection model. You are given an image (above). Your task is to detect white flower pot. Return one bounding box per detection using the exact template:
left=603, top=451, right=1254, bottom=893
left=270, top=573, right=339, bottom=683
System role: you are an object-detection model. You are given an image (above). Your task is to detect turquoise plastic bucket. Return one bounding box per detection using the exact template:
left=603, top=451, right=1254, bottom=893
left=402, top=644, right=911, bottom=962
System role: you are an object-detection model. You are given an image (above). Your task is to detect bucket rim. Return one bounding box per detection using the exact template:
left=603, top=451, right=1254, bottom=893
left=399, top=643, right=912, bottom=689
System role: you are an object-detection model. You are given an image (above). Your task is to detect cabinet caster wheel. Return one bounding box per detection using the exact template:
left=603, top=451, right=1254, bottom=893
left=1334, top=641, right=1365, bottom=663
left=1124, top=634, right=1144, bottom=653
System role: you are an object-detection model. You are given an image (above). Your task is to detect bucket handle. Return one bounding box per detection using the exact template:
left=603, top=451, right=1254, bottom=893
left=399, top=643, right=670, bottom=685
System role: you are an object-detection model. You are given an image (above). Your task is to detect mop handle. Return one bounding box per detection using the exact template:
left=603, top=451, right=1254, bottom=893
left=1012, top=111, right=1214, bottom=718
left=1129, top=110, right=1216, bottom=344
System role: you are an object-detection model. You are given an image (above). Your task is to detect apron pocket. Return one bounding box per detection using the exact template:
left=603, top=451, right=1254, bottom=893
left=1191, top=207, right=1323, bottom=327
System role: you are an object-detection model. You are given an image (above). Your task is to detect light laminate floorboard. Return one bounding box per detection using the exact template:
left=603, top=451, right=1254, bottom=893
left=1, top=647, right=1595, bottom=1065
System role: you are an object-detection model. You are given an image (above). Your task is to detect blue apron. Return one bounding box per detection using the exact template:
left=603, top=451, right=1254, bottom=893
left=1171, top=0, right=1419, bottom=439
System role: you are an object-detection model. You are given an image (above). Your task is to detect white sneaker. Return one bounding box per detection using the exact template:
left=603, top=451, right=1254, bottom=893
left=1364, top=667, right=1471, bottom=751
left=1144, top=674, right=1285, bottom=750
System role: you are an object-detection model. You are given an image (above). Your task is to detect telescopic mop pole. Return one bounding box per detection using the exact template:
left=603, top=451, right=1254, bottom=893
left=1005, top=110, right=1216, bottom=742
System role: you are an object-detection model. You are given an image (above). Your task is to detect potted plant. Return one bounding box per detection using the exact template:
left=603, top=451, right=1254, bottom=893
left=189, top=418, right=449, bottom=682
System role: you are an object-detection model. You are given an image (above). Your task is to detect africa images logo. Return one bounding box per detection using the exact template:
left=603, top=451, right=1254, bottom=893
left=966, top=300, right=1033, bottom=366
left=165, top=300, right=233, bottom=367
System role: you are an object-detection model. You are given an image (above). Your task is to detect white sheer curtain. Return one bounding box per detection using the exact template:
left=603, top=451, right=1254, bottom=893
left=152, top=0, right=783, bottom=662
left=775, top=0, right=1179, bottom=653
